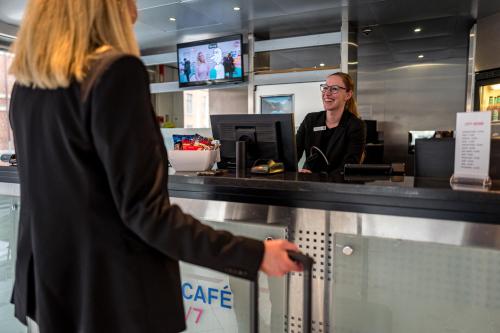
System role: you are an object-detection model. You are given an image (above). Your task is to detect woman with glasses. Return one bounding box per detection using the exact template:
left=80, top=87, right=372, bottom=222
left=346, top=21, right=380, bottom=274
left=296, top=72, right=366, bottom=174
left=8, top=1, right=301, bottom=332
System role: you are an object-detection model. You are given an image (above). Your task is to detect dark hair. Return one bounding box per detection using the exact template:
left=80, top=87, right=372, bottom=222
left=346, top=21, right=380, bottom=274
left=328, top=72, right=359, bottom=118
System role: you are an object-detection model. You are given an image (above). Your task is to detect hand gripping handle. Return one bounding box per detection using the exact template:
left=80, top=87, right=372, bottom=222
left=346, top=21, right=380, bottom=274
left=252, top=250, right=314, bottom=333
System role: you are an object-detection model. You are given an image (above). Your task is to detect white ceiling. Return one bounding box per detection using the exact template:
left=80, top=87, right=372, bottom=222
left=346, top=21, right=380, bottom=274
left=0, top=0, right=25, bottom=25
left=1, top=0, right=500, bottom=59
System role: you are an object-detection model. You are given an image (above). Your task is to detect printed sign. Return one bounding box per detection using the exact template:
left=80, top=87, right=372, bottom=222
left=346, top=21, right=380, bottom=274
left=181, top=267, right=238, bottom=332
left=454, top=112, right=491, bottom=180
left=180, top=264, right=274, bottom=333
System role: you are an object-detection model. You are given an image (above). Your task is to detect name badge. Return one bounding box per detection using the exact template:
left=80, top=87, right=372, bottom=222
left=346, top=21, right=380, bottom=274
left=313, top=126, right=326, bottom=132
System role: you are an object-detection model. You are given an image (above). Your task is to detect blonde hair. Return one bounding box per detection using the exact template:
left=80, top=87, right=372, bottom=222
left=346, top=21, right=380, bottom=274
left=328, top=72, right=360, bottom=118
left=10, top=0, right=140, bottom=89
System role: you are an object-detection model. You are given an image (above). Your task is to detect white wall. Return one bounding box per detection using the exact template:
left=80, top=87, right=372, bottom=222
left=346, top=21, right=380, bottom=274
left=255, top=82, right=324, bottom=127
left=209, top=86, right=248, bottom=116
left=151, top=66, right=185, bottom=127
left=184, top=89, right=210, bottom=128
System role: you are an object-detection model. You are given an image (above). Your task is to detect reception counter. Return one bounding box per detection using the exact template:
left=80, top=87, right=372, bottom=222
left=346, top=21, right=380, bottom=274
left=1, top=166, right=500, bottom=333
left=168, top=171, right=500, bottom=224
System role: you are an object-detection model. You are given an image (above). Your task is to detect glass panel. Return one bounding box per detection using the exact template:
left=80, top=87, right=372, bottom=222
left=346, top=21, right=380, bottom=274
left=154, top=92, right=185, bottom=128
left=146, top=64, right=179, bottom=84
left=183, top=90, right=209, bottom=129
left=479, top=83, right=500, bottom=112
left=334, top=233, right=500, bottom=333
left=0, top=194, right=25, bottom=332
left=180, top=221, right=288, bottom=333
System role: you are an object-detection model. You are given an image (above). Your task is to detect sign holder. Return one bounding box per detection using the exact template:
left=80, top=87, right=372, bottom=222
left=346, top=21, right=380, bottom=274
left=450, top=111, right=492, bottom=192
left=449, top=174, right=492, bottom=191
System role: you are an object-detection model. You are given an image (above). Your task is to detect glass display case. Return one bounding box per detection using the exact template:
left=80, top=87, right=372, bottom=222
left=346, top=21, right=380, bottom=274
left=475, top=68, right=500, bottom=139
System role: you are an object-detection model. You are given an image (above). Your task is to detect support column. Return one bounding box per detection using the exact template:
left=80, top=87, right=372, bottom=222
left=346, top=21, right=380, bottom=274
left=247, top=33, right=256, bottom=114
left=340, top=4, right=358, bottom=91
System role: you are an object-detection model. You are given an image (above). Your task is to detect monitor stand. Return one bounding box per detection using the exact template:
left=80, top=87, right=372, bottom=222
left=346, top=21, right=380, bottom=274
left=236, top=141, right=247, bottom=178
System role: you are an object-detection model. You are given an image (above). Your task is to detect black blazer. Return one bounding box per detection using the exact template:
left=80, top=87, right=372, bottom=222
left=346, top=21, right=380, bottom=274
left=9, top=53, right=264, bottom=333
left=296, top=110, right=366, bottom=173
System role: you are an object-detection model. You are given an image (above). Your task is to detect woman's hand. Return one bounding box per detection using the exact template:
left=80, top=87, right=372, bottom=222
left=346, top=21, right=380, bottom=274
left=299, top=168, right=312, bottom=173
left=260, top=240, right=303, bottom=276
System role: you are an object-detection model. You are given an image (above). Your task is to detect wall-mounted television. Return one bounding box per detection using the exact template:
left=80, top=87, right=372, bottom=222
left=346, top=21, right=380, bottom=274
left=177, top=34, right=244, bottom=88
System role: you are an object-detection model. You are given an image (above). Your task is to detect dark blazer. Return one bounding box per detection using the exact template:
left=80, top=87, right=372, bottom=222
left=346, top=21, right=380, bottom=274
left=9, top=53, right=264, bottom=333
left=296, top=110, right=366, bottom=173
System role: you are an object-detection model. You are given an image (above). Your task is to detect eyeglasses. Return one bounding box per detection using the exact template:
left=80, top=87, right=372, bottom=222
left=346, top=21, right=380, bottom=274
left=320, top=84, right=347, bottom=94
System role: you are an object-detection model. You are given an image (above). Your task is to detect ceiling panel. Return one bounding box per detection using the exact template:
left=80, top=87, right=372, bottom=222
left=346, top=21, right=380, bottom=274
left=245, top=0, right=286, bottom=19
left=358, top=54, right=396, bottom=66
left=0, top=0, right=26, bottom=25
left=134, top=21, right=175, bottom=50
left=139, top=25, right=246, bottom=52
left=388, top=37, right=454, bottom=53
left=357, top=42, right=392, bottom=56
left=379, top=17, right=456, bottom=42
left=252, top=7, right=343, bottom=39
left=1, top=0, right=499, bottom=56
left=367, top=0, right=471, bottom=24
left=392, top=49, right=455, bottom=62
left=178, top=0, right=243, bottom=25
left=255, top=45, right=341, bottom=71
left=139, top=2, right=220, bottom=31
left=137, top=0, right=180, bottom=10
left=269, top=0, right=344, bottom=15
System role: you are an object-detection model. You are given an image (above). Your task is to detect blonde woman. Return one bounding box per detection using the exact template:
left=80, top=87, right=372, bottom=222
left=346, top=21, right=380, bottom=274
left=9, top=1, right=301, bottom=332
left=296, top=72, right=366, bottom=174
left=194, top=51, right=209, bottom=81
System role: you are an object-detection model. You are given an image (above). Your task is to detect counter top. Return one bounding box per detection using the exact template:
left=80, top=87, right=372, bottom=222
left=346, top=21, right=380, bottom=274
left=168, top=171, right=500, bottom=224
left=0, top=166, right=19, bottom=184
left=2, top=166, right=499, bottom=224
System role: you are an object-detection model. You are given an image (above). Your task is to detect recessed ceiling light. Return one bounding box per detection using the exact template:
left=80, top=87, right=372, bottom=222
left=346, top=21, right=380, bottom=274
left=169, top=17, right=176, bottom=21
left=233, top=6, right=240, bottom=11
left=319, top=63, right=325, bottom=67
left=418, top=54, right=424, bottom=59
left=414, top=27, right=422, bottom=33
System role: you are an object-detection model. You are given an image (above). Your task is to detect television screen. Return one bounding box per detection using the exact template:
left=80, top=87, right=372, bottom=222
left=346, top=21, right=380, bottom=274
left=177, top=35, right=244, bottom=87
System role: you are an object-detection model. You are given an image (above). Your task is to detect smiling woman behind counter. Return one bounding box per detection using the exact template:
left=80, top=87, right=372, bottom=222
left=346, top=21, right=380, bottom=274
left=296, top=72, right=366, bottom=174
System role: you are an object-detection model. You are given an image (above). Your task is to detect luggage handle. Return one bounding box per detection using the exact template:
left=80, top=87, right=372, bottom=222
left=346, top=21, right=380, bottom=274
left=250, top=250, right=314, bottom=333
left=286, top=250, right=314, bottom=269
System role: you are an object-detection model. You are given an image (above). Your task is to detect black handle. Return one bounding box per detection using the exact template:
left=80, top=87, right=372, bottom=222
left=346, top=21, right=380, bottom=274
left=287, top=250, right=314, bottom=269
left=287, top=250, right=314, bottom=333
left=252, top=251, right=314, bottom=333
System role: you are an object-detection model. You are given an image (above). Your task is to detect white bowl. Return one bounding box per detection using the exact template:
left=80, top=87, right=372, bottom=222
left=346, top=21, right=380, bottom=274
left=168, top=150, right=218, bottom=172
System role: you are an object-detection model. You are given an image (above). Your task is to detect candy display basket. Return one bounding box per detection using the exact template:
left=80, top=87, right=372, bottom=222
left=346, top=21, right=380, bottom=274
left=168, top=150, right=218, bottom=172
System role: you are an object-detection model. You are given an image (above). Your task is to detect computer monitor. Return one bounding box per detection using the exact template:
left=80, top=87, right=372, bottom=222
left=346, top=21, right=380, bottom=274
left=210, top=114, right=298, bottom=172
left=408, top=130, right=453, bottom=154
